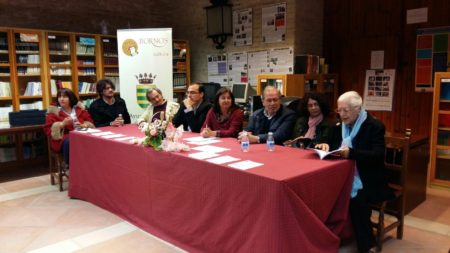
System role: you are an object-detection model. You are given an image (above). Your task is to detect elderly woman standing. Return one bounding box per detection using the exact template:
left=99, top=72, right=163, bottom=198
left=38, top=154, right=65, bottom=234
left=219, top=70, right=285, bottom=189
left=315, top=91, right=393, bottom=253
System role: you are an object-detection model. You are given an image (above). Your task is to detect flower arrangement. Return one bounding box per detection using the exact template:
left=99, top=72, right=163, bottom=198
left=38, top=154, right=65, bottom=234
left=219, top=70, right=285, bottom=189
left=138, top=110, right=189, bottom=152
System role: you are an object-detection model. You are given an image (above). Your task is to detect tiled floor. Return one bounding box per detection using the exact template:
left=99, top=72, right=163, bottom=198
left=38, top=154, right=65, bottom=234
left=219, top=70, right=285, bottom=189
left=0, top=175, right=449, bottom=253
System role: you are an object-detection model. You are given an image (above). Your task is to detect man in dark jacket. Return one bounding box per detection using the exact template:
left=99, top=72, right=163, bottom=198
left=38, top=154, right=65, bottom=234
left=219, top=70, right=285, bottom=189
left=240, top=86, right=296, bottom=145
left=173, top=83, right=211, bottom=133
left=89, top=79, right=131, bottom=127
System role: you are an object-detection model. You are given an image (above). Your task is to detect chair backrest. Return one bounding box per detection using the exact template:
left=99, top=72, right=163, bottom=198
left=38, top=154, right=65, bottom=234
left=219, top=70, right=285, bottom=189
left=384, top=133, right=410, bottom=190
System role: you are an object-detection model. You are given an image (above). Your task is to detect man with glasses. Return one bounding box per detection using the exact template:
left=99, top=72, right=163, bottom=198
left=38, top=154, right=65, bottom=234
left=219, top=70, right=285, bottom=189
left=173, top=83, right=211, bottom=132
left=89, top=79, right=131, bottom=127
left=238, top=86, right=296, bottom=144
left=315, top=91, right=393, bottom=253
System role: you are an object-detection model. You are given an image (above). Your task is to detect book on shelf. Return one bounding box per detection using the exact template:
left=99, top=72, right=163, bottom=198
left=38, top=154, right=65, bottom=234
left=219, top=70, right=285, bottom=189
left=23, top=82, right=42, bottom=96
left=0, top=106, right=13, bottom=122
left=19, top=101, right=43, bottom=110
left=309, top=147, right=343, bottom=160
left=0, top=82, right=11, bottom=97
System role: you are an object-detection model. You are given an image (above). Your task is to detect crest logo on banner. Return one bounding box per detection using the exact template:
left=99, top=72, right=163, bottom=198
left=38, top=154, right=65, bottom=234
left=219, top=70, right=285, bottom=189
left=122, top=39, right=139, bottom=56
left=136, top=73, right=156, bottom=109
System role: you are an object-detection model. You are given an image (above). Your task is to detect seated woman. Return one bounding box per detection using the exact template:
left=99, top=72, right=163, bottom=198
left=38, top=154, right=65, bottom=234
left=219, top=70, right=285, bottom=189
left=44, top=88, right=95, bottom=172
left=285, top=93, right=332, bottom=148
left=200, top=87, right=243, bottom=138
left=137, top=88, right=180, bottom=127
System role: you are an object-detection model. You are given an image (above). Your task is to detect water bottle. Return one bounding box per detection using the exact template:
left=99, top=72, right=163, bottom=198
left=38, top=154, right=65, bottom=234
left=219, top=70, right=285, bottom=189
left=240, top=131, right=250, bottom=152
left=267, top=132, right=275, bottom=151
left=117, top=114, right=124, bottom=126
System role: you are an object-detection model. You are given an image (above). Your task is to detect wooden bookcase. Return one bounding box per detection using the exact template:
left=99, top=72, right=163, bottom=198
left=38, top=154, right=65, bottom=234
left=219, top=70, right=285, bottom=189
left=172, top=40, right=190, bottom=103
left=430, top=72, right=450, bottom=188
left=256, top=73, right=338, bottom=108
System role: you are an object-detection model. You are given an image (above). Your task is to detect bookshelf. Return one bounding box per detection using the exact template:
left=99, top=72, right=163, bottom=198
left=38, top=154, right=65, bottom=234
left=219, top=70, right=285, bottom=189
left=99, top=35, right=119, bottom=91
left=172, top=40, right=190, bottom=103
left=256, top=74, right=338, bottom=108
left=430, top=72, right=450, bottom=188
left=74, top=34, right=98, bottom=99
left=45, top=32, right=73, bottom=98
left=0, top=29, right=13, bottom=125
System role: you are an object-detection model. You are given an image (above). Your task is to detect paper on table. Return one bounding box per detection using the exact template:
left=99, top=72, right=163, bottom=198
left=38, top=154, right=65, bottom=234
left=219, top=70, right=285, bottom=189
left=187, top=139, right=222, bottom=145
left=102, top=134, right=126, bottom=139
left=76, top=128, right=101, bottom=133
left=114, top=136, right=137, bottom=141
left=90, top=131, right=115, bottom=136
left=228, top=160, right=263, bottom=170
left=188, top=151, right=220, bottom=160
left=192, top=145, right=230, bottom=153
left=206, top=155, right=240, bottom=165
left=184, top=136, right=209, bottom=142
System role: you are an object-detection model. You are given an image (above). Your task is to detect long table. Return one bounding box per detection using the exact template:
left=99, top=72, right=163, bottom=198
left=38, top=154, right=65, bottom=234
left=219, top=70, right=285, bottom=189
left=69, top=125, right=354, bottom=252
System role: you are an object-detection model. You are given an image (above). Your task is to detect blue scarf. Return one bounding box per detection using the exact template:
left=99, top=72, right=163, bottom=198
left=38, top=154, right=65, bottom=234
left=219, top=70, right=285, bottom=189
left=341, top=108, right=367, bottom=198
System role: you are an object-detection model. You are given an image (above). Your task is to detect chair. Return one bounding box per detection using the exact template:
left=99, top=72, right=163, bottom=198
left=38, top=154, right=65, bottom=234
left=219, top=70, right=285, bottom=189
left=47, top=136, right=68, bottom=191
left=370, top=131, right=410, bottom=251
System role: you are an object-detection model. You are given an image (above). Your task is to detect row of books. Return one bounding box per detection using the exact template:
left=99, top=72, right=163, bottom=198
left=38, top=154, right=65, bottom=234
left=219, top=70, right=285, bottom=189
left=50, top=67, right=71, bottom=75
left=48, top=40, right=70, bottom=52
left=0, top=135, right=14, bottom=145
left=104, top=58, right=118, bottom=65
left=0, top=106, right=13, bottom=122
left=78, top=82, right=96, bottom=94
left=78, top=60, right=95, bottom=65
left=23, top=82, right=42, bottom=96
left=78, top=68, right=96, bottom=75
left=173, top=73, right=187, bottom=88
left=50, top=60, right=71, bottom=65
left=0, top=82, right=11, bottom=97
left=19, top=101, right=43, bottom=110
left=17, top=54, right=39, bottom=64
left=76, top=42, right=95, bottom=55
left=17, top=67, right=40, bottom=75
left=104, top=69, right=118, bottom=76
left=438, top=131, right=450, bottom=146
left=50, top=79, right=72, bottom=95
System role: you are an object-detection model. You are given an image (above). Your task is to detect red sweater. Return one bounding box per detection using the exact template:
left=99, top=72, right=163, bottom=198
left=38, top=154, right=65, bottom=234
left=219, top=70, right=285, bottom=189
left=44, top=105, right=94, bottom=152
left=201, top=108, right=244, bottom=137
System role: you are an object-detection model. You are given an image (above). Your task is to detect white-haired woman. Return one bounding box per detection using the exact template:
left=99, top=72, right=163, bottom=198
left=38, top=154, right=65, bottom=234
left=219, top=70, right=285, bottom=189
left=315, top=91, right=393, bottom=253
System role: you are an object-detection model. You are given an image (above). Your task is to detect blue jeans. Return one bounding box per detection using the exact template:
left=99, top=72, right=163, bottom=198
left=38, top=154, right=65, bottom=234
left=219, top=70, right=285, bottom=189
left=62, top=138, right=70, bottom=165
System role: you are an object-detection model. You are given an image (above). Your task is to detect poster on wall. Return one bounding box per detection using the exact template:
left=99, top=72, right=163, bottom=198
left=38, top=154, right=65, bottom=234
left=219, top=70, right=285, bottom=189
left=363, top=69, right=396, bottom=111
left=248, top=50, right=270, bottom=86
left=233, top=8, right=252, bottom=47
left=261, top=2, right=286, bottom=43
left=207, top=54, right=228, bottom=86
left=117, top=28, right=173, bottom=123
left=269, top=47, right=293, bottom=74
left=227, top=52, right=248, bottom=84
left=415, top=27, right=450, bottom=92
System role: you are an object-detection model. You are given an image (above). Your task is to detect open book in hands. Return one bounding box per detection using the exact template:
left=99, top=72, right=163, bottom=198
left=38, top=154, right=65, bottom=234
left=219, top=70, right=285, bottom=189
left=309, top=147, right=344, bottom=160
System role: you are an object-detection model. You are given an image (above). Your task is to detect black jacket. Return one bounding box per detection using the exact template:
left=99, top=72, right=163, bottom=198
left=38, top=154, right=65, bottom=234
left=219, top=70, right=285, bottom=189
left=245, top=105, right=296, bottom=145
left=172, top=100, right=211, bottom=133
left=88, top=97, right=131, bottom=127
left=326, top=114, right=393, bottom=202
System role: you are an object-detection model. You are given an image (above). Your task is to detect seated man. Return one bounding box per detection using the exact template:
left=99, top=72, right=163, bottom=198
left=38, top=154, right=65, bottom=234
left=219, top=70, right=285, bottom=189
left=173, top=83, right=211, bottom=133
left=239, top=86, right=296, bottom=144
left=137, top=87, right=180, bottom=127
left=89, top=79, right=131, bottom=127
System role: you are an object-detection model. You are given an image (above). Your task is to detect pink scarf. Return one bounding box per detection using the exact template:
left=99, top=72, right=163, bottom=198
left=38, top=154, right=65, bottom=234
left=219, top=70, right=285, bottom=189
left=304, top=114, right=323, bottom=139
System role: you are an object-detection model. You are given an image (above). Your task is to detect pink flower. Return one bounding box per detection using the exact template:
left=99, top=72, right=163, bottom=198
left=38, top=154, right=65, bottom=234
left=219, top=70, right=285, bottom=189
left=150, top=129, right=157, bottom=136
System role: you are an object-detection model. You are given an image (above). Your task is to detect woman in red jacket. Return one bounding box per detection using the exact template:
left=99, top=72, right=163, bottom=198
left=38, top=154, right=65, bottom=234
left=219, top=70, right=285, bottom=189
left=44, top=88, right=95, bottom=171
left=200, top=87, right=243, bottom=138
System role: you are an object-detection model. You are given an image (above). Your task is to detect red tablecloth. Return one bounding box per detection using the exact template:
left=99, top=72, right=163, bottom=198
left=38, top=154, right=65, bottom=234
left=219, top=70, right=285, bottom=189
left=69, top=125, right=354, bottom=253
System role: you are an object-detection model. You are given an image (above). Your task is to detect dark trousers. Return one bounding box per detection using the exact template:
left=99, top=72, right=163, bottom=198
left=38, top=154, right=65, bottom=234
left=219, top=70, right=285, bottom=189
left=62, top=138, right=70, bottom=165
left=350, top=190, right=375, bottom=253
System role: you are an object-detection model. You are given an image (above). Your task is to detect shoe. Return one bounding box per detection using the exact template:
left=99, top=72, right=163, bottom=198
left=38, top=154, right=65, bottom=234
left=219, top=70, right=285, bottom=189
left=62, top=162, right=69, bottom=177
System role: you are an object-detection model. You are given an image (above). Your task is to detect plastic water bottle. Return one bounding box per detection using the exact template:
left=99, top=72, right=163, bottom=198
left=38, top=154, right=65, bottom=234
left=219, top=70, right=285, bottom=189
left=267, top=132, right=275, bottom=151
left=117, top=114, right=124, bottom=126
left=240, top=131, right=250, bottom=152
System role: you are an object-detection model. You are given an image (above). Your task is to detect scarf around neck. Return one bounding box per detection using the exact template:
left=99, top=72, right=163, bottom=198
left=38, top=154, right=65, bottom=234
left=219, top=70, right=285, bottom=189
left=304, top=113, right=323, bottom=139
left=341, top=108, right=367, bottom=198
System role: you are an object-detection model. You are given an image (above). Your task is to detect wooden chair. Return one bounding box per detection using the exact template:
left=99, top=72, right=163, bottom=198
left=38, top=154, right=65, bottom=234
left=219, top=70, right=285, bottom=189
left=370, top=132, right=410, bottom=251
left=47, top=136, right=68, bottom=191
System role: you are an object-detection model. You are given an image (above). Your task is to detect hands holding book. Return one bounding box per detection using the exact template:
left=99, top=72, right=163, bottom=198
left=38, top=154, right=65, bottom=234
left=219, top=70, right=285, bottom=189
left=314, top=143, right=350, bottom=159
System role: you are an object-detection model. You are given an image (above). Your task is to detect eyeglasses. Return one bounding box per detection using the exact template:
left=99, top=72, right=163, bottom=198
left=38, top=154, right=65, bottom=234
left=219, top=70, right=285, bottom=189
left=335, top=106, right=360, bottom=114
left=186, top=91, right=199, bottom=95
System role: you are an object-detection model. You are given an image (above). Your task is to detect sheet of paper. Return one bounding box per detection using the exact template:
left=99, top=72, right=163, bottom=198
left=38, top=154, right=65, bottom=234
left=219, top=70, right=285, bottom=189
left=114, top=136, right=137, bottom=141
left=90, top=131, right=115, bottom=136
left=206, top=155, right=240, bottom=165
left=192, top=145, right=230, bottom=153
left=187, top=139, right=222, bottom=145
left=188, top=152, right=220, bottom=160
left=228, top=160, right=263, bottom=170
left=184, top=136, right=210, bottom=142
left=101, top=133, right=125, bottom=139
left=76, top=128, right=101, bottom=133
